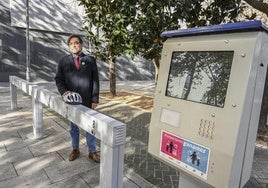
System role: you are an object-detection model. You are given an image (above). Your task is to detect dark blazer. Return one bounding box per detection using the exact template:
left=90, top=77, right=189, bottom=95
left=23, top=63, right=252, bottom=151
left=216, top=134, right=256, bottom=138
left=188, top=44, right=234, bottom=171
left=55, top=52, right=99, bottom=108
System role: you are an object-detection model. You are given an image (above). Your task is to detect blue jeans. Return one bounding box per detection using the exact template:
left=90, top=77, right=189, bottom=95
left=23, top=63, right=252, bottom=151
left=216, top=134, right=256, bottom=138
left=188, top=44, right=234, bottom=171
left=69, top=121, right=96, bottom=152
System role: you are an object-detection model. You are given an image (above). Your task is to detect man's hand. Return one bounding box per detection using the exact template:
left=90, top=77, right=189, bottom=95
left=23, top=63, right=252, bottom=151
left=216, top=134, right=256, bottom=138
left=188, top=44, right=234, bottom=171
left=91, top=103, right=98, bottom=109
left=62, top=91, right=70, bottom=97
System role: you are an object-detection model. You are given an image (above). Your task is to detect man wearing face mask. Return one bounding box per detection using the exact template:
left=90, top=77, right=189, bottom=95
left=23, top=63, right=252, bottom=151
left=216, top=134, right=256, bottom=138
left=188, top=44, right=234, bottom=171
left=55, top=34, right=100, bottom=163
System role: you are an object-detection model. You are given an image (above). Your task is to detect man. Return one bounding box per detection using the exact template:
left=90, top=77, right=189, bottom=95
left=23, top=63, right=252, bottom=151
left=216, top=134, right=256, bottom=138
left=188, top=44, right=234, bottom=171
left=55, top=34, right=100, bottom=163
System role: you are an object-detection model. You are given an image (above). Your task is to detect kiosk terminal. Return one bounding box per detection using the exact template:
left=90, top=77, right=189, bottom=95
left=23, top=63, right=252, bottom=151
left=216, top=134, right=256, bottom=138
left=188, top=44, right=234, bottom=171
left=148, top=20, right=268, bottom=188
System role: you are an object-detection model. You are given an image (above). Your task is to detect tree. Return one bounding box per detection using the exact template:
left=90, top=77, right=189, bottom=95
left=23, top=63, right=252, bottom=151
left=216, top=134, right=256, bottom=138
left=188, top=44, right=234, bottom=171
left=79, top=0, right=241, bottom=94
left=78, top=0, right=136, bottom=96
left=130, top=1, right=182, bottom=83
left=131, top=0, right=240, bottom=83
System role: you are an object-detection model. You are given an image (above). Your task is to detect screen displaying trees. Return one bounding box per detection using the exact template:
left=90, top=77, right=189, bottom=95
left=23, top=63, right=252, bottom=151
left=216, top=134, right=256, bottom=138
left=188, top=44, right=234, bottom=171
left=166, top=51, right=234, bottom=108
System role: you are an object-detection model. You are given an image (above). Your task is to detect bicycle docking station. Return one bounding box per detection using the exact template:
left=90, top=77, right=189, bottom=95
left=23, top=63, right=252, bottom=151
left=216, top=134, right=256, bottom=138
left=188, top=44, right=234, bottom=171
left=148, top=20, right=268, bottom=188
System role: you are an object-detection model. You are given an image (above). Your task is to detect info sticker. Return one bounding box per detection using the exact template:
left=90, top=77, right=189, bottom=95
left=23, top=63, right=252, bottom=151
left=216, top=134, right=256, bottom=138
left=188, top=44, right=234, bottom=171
left=159, top=130, right=210, bottom=179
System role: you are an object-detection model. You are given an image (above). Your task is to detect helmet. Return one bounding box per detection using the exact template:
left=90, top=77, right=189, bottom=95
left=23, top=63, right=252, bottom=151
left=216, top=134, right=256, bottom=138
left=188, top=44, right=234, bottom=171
left=62, top=92, right=82, bottom=105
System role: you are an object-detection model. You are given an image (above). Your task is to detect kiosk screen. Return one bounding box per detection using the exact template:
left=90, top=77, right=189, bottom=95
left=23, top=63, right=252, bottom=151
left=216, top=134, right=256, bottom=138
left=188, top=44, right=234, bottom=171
left=166, top=51, right=234, bottom=108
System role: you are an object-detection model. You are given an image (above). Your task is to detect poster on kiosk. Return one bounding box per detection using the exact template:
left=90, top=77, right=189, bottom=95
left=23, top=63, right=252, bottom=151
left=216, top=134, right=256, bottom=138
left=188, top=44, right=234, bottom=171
left=148, top=20, right=268, bottom=188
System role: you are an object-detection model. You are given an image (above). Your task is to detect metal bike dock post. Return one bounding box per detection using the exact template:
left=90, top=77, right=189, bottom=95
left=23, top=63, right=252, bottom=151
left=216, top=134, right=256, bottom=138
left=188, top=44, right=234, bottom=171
left=148, top=21, right=268, bottom=187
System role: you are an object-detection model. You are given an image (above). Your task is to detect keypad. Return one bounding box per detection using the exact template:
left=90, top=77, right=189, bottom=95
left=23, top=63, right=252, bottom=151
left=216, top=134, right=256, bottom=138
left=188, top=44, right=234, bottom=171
left=198, top=119, right=215, bottom=139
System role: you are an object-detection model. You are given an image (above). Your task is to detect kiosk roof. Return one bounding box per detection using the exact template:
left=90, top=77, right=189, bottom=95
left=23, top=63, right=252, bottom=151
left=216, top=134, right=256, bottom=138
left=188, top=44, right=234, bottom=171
left=161, top=20, right=268, bottom=38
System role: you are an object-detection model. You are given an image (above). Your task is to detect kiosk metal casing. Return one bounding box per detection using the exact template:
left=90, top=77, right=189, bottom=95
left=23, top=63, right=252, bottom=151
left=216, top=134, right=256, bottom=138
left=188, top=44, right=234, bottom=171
left=148, top=21, right=268, bottom=188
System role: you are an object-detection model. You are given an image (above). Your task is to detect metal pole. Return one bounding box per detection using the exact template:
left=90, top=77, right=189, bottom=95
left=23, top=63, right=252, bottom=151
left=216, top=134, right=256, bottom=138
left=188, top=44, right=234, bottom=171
left=26, top=0, right=30, bottom=81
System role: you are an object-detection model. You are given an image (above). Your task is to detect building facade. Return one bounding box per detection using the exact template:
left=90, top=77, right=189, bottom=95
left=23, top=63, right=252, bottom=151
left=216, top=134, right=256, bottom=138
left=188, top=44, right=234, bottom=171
left=0, top=0, right=154, bottom=82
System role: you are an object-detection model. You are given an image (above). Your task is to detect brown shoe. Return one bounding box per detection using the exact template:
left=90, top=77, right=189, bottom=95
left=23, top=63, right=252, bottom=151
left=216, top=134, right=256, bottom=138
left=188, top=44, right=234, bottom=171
left=88, top=152, right=100, bottom=163
left=68, top=149, right=80, bottom=161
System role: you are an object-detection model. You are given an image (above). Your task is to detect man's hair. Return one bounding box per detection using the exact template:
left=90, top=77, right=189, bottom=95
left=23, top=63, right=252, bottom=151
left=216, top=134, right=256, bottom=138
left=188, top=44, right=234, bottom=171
left=67, top=34, right=83, bottom=44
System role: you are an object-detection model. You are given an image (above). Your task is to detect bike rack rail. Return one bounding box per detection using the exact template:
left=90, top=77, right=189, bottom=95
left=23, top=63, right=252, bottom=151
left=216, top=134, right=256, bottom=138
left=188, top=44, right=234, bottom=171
left=9, top=75, right=126, bottom=188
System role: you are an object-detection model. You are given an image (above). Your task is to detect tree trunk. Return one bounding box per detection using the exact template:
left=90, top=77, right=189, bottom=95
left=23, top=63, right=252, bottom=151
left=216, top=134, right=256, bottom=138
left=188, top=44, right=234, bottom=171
left=152, top=58, right=159, bottom=84
left=109, top=58, right=116, bottom=97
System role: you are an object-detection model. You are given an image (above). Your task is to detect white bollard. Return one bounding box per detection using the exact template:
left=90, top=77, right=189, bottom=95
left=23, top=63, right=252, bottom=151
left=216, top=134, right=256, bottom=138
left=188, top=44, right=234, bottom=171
left=100, top=143, right=125, bottom=188
left=10, top=80, right=17, bottom=110
left=32, top=86, right=43, bottom=139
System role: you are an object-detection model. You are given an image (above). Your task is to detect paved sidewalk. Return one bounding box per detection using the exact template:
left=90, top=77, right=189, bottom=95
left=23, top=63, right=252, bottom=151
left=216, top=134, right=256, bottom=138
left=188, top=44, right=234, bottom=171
left=0, top=81, right=267, bottom=188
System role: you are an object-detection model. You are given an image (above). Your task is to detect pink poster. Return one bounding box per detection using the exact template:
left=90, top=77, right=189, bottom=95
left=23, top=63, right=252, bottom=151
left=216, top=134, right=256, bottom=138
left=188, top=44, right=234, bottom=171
left=160, top=131, right=184, bottom=161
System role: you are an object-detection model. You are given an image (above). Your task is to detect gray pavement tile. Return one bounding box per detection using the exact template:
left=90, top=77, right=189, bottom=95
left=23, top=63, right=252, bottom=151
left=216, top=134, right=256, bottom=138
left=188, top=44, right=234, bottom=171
left=0, top=123, right=20, bottom=142
left=97, top=101, right=147, bottom=125
left=244, top=177, right=264, bottom=188
left=3, top=110, right=32, bottom=126
left=0, top=120, right=32, bottom=145
left=56, top=145, right=96, bottom=161
left=53, top=146, right=72, bottom=160
left=0, top=147, right=33, bottom=166
left=42, top=126, right=70, bottom=140
left=0, top=120, right=11, bottom=128
left=28, top=136, right=70, bottom=156
left=43, top=118, right=68, bottom=133
left=11, top=117, right=32, bottom=128
left=44, top=160, right=98, bottom=182
left=0, top=163, right=17, bottom=181
left=14, top=152, right=64, bottom=176
left=40, top=175, right=89, bottom=188
left=17, top=126, right=38, bottom=140
left=250, top=147, right=268, bottom=186
left=0, top=170, right=51, bottom=188
left=79, top=166, right=100, bottom=187
left=124, top=168, right=157, bottom=188
left=49, top=117, right=69, bottom=130
left=0, top=110, right=29, bottom=126
left=2, top=137, right=31, bottom=151
left=122, top=178, right=145, bottom=188
left=79, top=166, right=150, bottom=188
left=16, top=119, right=69, bottom=142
